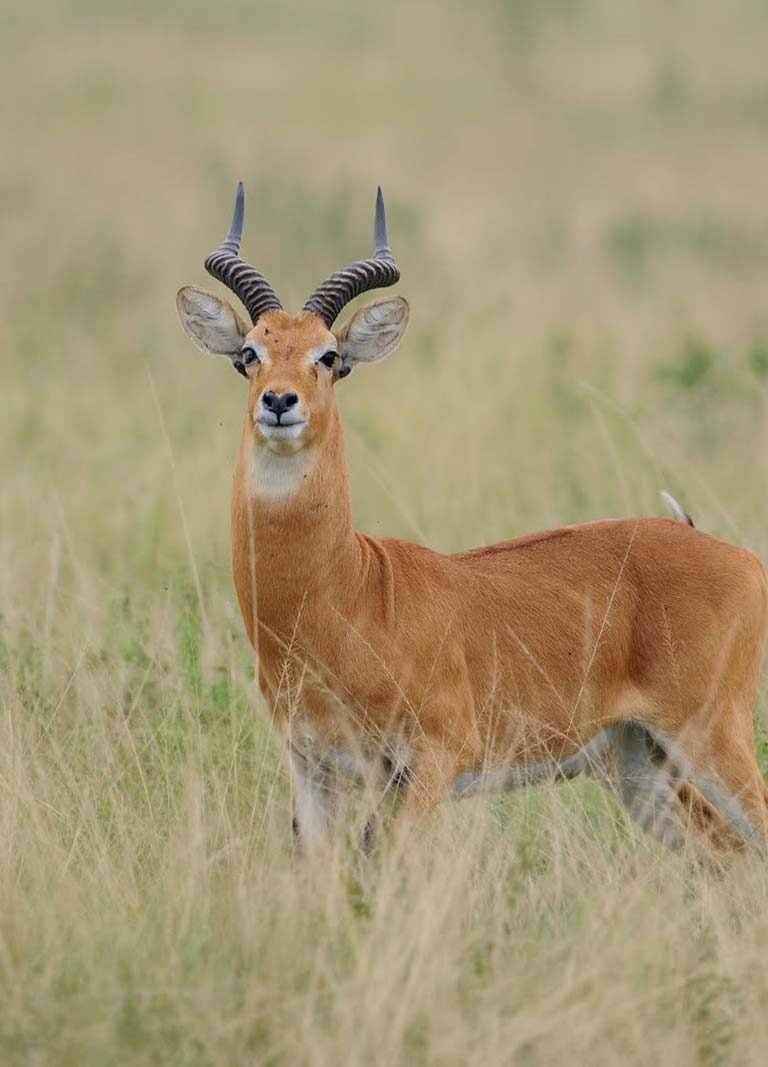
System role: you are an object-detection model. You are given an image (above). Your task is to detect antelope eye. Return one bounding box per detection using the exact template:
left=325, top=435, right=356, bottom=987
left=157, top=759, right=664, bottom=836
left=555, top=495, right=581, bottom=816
left=318, top=351, right=337, bottom=369
left=241, top=347, right=260, bottom=366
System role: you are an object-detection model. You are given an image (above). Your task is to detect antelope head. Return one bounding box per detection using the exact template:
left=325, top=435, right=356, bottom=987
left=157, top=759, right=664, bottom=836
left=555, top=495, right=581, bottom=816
left=177, top=184, right=410, bottom=456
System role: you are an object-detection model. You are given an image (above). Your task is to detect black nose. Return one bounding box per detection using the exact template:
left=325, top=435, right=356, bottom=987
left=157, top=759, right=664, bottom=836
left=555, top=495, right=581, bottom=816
left=262, top=390, right=299, bottom=420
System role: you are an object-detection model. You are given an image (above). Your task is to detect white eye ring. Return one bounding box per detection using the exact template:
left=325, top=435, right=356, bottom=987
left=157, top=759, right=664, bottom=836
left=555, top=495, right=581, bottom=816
left=241, top=347, right=261, bottom=366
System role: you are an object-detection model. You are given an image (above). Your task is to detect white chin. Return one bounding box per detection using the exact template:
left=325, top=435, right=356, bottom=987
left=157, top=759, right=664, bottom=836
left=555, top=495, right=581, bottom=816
left=258, top=422, right=307, bottom=448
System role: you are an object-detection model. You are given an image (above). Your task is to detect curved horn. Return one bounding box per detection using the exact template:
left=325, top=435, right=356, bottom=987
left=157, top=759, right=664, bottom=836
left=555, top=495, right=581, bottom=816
left=204, top=182, right=283, bottom=323
left=303, top=187, right=400, bottom=327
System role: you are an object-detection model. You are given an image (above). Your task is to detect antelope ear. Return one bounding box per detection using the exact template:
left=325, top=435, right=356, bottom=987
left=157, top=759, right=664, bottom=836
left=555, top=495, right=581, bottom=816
left=176, top=286, right=249, bottom=358
left=334, top=296, right=409, bottom=376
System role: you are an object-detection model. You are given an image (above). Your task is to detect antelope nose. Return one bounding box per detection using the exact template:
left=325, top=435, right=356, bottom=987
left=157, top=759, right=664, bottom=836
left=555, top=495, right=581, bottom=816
left=262, top=390, right=299, bottom=419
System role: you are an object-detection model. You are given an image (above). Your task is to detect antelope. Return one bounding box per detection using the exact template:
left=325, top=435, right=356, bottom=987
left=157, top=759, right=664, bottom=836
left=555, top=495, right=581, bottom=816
left=177, top=183, right=768, bottom=854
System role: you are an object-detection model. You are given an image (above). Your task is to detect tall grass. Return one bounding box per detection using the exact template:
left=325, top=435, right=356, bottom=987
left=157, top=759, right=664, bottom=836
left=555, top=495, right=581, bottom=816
left=2, top=0, right=768, bottom=1062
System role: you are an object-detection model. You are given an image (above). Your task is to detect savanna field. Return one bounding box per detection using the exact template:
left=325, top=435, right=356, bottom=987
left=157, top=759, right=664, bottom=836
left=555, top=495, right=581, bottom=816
left=2, top=1, right=768, bottom=1063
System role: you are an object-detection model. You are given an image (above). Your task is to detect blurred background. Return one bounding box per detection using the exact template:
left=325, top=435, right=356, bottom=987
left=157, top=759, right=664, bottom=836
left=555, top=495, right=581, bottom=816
left=3, top=0, right=768, bottom=576
left=2, top=3, right=768, bottom=1061
left=4, top=0, right=768, bottom=799
left=3, top=0, right=768, bottom=583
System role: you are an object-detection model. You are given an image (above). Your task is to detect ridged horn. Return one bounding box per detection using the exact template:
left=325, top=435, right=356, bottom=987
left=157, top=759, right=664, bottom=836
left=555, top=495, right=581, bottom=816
left=204, top=182, right=283, bottom=323
left=303, top=186, right=400, bottom=327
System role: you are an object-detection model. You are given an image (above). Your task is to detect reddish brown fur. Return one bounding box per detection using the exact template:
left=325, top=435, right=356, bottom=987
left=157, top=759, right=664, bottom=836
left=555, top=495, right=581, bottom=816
left=226, top=309, right=768, bottom=842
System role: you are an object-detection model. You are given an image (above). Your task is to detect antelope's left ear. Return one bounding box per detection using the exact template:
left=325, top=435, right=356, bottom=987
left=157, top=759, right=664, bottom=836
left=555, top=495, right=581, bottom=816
left=334, top=296, right=409, bottom=377
left=176, top=286, right=250, bottom=361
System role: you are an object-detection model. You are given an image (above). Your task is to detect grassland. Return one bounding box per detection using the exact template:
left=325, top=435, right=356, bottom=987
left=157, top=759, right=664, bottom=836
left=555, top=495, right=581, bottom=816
left=2, top=0, right=768, bottom=1063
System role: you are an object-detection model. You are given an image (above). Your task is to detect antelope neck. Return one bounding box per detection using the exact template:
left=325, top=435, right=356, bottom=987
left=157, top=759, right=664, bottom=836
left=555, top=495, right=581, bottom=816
left=232, top=410, right=362, bottom=621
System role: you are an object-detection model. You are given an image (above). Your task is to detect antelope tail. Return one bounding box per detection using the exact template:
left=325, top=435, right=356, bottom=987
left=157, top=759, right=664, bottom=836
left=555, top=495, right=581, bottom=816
left=660, top=490, right=694, bottom=527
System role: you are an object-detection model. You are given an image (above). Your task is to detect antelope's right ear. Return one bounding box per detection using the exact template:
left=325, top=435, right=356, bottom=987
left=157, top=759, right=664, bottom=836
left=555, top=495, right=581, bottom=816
left=176, top=286, right=249, bottom=359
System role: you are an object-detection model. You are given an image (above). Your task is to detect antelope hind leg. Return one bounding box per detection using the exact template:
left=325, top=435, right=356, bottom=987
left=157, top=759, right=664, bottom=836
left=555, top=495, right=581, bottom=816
left=591, top=723, right=749, bottom=852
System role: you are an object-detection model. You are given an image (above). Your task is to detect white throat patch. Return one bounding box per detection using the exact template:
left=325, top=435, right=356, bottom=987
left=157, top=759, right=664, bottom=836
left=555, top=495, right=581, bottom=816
left=248, top=445, right=318, bottom=502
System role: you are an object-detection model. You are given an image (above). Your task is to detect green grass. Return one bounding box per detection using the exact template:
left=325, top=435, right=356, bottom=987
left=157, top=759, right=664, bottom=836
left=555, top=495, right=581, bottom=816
left=2, top=0, right=768, bottom=1062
